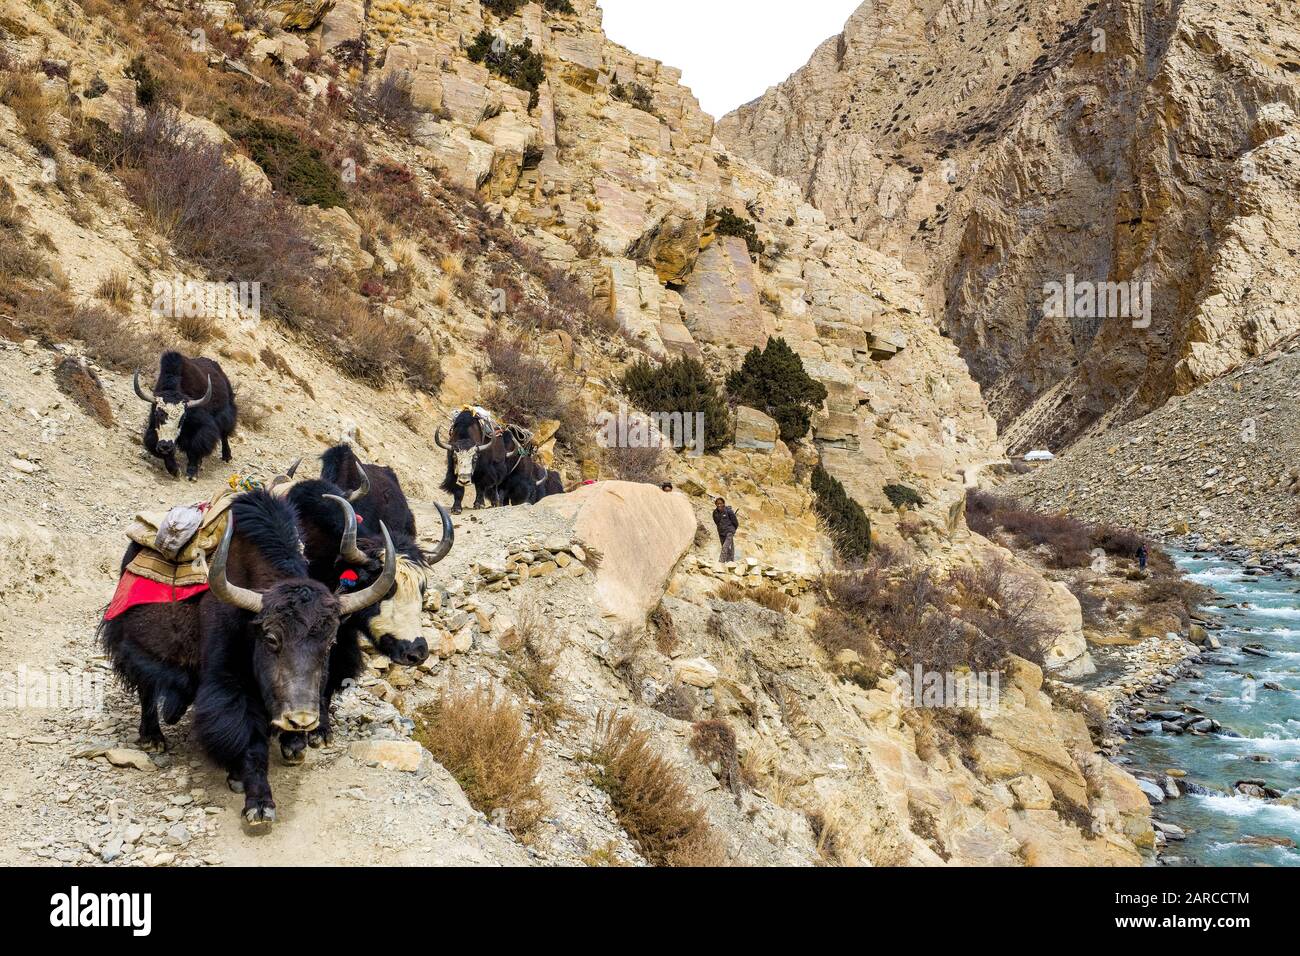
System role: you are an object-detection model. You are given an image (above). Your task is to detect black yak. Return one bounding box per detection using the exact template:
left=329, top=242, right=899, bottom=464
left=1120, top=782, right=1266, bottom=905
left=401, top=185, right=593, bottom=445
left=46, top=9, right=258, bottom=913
left=100, top=489, right=396, bottom=827
left=135, top=352, right=237, bottom=480
left=436, top=410, right=528, bottom=513
left=320, top=443, right=414, bottom=537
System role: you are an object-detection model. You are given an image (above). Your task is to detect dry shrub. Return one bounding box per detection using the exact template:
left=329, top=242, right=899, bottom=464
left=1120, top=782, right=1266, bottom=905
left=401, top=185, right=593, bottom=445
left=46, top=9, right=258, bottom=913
left=329, top=299, right=442, bottom=391
left=98, top=105, right=316, bottom=303
left=908, top=803, right=949, bottom=861
left=817, top=551, right=1048, bottom=677
left=689, top=719, right=747, bottom=804
left=806, top=810, right=844, bottom=865
left=356, top=70, right=416, bottom=130
left=1043, top=681, right=1107, bottom=746
left=480, top=325, right=578, bottom=434
left=601, top=442, right=667, bottom=484
left=588, top=711, right=726, bottom=866
left=1068, top=580, right=1107, bottom=628
left=10, top=287, right=161, bottom=371
left=415, top=686, right=546, bottom=836
left=94, top=270, right=133, bottom=312
left=54, top=355, right=114, bottom=427
left=648, top=602, right=677, bottom=655
left=946, top=556, right=1053, bottom=668
left=967, top=490, right=1150, bottom=568
left=1, top=72, right=56, bottom=153
left=501, top=604, right=568, bottom=730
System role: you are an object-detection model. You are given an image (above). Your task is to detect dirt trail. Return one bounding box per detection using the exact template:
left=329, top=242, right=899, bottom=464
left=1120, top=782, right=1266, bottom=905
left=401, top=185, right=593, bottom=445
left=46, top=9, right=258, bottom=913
left=0, top=334, right=543, bottom=866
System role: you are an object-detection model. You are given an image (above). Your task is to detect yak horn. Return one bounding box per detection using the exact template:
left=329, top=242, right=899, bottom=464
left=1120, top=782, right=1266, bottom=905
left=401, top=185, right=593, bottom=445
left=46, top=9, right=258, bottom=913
left=204, top=519, right=264, bottom=614
left=133, top=371, right=155, bottom=403
left=185, top=376, right=213, bottom=410
left=324, top=494, right=368, bottom=564
left=338, top=521, right=397, bottom=617
left=534, top=473, right=548, bottom=486
left=347, top=466, right=371, bottom=503
left=424, top=503, right=454, bottom=565
left=267, top=458, right=303, bottom=495
left=434, top=427, right=451, bottom=450
left=475, top=434, right=495, bottom=452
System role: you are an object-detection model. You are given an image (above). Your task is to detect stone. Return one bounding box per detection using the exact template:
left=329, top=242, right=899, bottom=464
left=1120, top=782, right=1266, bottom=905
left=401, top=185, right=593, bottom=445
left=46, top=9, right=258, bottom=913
left=539, top=481, right=695, bottom=628
left=673, top=657, right=719, bottom=689
left=1008, top=774, right=1055, bottom=811
left=348, top=740, right=425, bottom=772
left=734, top=406, right=779, bottom=452
left=104, top=749, right=155, bottom=772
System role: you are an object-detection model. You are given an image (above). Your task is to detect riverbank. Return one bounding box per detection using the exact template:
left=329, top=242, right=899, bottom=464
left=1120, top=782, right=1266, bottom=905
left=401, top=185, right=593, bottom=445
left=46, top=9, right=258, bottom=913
left=1107, top=552, right=1300, bottom=865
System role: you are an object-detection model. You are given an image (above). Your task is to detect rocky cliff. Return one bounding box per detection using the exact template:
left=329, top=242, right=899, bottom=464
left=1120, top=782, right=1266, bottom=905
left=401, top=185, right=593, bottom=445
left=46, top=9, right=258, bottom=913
left=0, top=0, right=1155, bottom=865
left=720, top=0, right=1300, bottom=453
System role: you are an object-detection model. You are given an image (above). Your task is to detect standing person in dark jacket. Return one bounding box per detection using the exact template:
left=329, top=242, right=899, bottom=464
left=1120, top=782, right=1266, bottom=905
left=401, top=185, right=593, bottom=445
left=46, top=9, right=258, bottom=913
left=713, top=497, right=739, bottom=562
left=1137, top=543, right=1149, bottom=571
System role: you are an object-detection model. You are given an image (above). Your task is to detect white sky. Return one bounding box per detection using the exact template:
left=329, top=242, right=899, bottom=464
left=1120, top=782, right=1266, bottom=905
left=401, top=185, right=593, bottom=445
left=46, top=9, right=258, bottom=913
left=599, top=0, right=864, bottom=119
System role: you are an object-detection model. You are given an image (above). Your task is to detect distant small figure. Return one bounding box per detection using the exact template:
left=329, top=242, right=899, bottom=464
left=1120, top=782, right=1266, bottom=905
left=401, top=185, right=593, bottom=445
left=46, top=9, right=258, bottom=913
left=1137, top=543, right=1149, bottom=571
left=712, top=497, right=740, bottom=562
left=660, top=482, right=674, bottom=493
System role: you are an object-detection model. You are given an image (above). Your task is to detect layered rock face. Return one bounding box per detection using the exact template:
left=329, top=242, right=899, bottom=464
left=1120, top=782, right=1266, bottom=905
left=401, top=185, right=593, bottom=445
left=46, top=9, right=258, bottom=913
left=720, top=0, right=1300, bottom=453
left=332, top=0, right=1004, bottom=556
left=0, top=0, right=1149, bottom=866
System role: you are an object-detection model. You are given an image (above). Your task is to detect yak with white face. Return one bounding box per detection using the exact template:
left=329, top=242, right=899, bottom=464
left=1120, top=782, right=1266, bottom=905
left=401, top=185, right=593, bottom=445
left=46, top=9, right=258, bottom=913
left=137, top=351, right=237, bottom=480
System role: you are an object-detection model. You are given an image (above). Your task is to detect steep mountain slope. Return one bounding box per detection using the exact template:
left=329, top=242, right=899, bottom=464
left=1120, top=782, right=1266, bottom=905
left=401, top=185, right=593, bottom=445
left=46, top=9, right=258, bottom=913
left=720, top=0, right=1300, bottom=453
left=0, top=0, right=1162, bottom=866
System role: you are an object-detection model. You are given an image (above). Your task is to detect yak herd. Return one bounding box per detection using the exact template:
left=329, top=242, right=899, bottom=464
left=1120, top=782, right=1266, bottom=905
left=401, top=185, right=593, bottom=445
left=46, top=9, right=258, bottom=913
left=102, top=351, right=569, bottom=828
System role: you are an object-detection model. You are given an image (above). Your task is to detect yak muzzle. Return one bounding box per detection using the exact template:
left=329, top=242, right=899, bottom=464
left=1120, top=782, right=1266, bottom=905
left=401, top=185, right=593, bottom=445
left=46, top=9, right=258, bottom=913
left=273, top=710, right=320, bottom=732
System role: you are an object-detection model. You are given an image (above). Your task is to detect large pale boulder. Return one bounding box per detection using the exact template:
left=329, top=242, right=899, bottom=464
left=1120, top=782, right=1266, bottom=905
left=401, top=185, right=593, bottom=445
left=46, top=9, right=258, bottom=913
left=540, top=481, right=695, bottom=627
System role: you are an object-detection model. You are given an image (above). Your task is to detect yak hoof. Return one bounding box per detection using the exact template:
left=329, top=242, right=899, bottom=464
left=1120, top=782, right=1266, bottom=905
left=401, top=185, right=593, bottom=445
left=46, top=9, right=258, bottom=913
left=227, top=775, right=245, bottom=794
left=280, top=733, right=307, bottom=765
left=280, top=746, right=306, bottom=766
left=242, top=804, right=276, bottom=831
left=308, top=729, right=330, bottom=748
left=136, top=734, right=166, bottom=753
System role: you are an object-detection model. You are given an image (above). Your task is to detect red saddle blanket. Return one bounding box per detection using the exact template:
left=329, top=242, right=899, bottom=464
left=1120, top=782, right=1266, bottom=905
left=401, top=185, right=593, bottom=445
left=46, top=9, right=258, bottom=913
left=103, top=571, right=208, bottom=621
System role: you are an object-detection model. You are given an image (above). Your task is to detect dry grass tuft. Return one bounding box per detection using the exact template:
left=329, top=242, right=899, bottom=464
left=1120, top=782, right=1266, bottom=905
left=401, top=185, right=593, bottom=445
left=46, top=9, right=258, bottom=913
left=173, top=310, right=219, bottom=344
left=750, top=586, right=796, bottom=614
left=588, top=711, right=726, bottom=866
left=415, top=686, right=547, bottom=837
left=501, top=605, right=569, bottom=731
left=94, top=271, right=133, bottom=312
left=1, top=72, right=56, bottom=153
left=714, top=580, right=746, bottom=603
